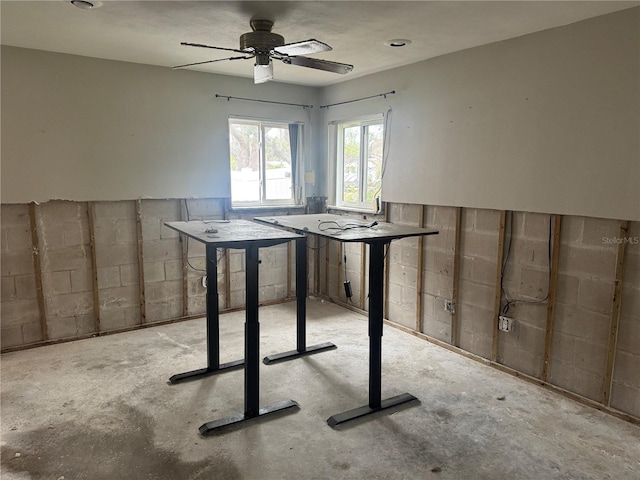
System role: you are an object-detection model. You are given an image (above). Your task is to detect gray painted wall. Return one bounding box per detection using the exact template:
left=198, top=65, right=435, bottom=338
left=1, top=46, right=320, bottom=203
left=320, top=8, right=640, bottom=221
left=2, top=8, right=638, bottom=221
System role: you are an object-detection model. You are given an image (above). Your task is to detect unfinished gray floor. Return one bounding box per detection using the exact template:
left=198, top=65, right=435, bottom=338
left=1, top=299, right=639, bottom=480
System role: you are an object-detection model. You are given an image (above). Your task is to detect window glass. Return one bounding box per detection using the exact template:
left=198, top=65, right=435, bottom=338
left=230, top=122, right=260, bottom=202
left=365, top=124, right=383, bottom=203
left=263, top=125, right=292, bottom=200
left=229, top=119, right=297, bottom=206
left=342, top=126, right=361, bottom=204
left=335, top=116, right=384, bottom=210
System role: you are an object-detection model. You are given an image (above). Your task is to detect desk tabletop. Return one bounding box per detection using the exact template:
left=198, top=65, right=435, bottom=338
left=164, top=219, right=303, bottom=247
left=254, top=213, right=438, bottom=243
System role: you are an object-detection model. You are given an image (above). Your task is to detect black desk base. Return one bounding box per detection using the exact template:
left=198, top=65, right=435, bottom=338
left=169, top=359, right=244, bottom=384
left=199, top=399, right=299, bottom=434
left=327, top=241, right=419, bottom=428
left=263, top=238, right=336, bottom=366
left=327, top=393, right=417, bottom=428
left=263, top=342, right=337, bottom=365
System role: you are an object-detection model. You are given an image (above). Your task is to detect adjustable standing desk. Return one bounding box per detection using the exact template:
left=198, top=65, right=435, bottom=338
left=254, top=214, right=438, bottom=427
left=165, top=219, right=309, bottom=433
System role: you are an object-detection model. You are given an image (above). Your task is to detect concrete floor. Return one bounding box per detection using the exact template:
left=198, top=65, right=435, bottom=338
left=1, top=299, right=639, bottom=480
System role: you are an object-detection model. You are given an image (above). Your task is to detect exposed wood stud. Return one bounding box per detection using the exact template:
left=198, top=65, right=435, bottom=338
left=180, top=199, right=189, bottom=317
left=360, top=243, right=366, bottom=310
left=135, top=199, right=146, bottom=324
left=602, top=220, right=630, bottom=406
left=542, top=214, right=562, bottom=381
left=28, top=202, right=48, bottom=341
left=306, top=236, right=313, bottom=296
left=314, top=236, right=320, bottom=295
left=451, top=207, right=462, bottom=347
left=223, top=199, right=231, bottom=310
left=324, top=240, right=330, bottom=296
left=287, top=241, right=293, bottom=298
left=415, top=205, right=425, bottom=333
left=338, top=242, right=344, bottom=301
left=86, top=201, right=101, bottom=332
left=383, top=204, right=390, bottom=321
left=491, top=210, right=507, bottom=362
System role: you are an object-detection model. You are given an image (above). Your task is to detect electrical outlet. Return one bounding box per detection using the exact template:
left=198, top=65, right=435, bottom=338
left=444, top=299, right=455, bottom=314
left=498, top=316, right=514, bottom=332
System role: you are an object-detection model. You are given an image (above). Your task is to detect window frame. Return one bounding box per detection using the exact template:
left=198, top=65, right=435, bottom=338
left=228, top=117, right=302, bottom=208
left=333, top=114, right=384, bottom=211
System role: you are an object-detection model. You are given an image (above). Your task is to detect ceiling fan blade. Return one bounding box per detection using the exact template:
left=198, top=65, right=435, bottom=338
left=254, top=60, right=274, bottom=84
left=281, top=56, right=353, bottom=74
left=173, top=55, right=254, bottom=69
left=181, top=42, right=254, bottom=54
left=274, top=39, right=331, bottom=56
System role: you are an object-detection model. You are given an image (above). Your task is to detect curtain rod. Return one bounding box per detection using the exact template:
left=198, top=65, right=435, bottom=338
left=319, top=90, right=396, bottom=109
left=215, top=94, right=313, bottom=109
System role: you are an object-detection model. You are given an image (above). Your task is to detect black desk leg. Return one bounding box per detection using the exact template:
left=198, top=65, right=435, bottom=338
left=327, top=241, right=417, bottom=428
left=199, top=245, right=298, bottom=434
left=169, top=243, right=243, bottom=384
left=263, top=237, right=336, bottom=365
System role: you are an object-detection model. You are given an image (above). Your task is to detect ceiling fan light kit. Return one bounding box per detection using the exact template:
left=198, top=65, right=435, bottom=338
left=70, top=0, right=98, bottom=10
left=175, top=19, right=353, bottom=84
left=385, top=39, right=412, bottom=48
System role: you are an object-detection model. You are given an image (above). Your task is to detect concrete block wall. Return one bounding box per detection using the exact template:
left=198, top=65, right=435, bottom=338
left=386, top=203, right=421, bottom=329
left=324, top=239, right=342, bottom=301
left=458, top=208, right=501, bottom=359
left=182, top=199, right=226, bottom=314
left=1, top=198, right=299, bottom=350
left=343, top=241, right=364, bottom=309
left=94, top=201, right=141, bottom=330
left=37, top=201, right=96, bottom=339
left=1, top=204, right=42, bottom=347
left=496, top=212, right=551, bottom=378
left=257, top=243, right=289, bottom=303
left=140, top=199, right=184, bottom=322
left=611, top=221, right=640, bottom=418
left=318, top=203, right=638, bottom=422
left=227, top=207, right=302, bottom=308
left=321, top=208, right=383, bottom=307
left=421, top=205, right=457, bottom=343
left=549, top=216, right=619, bottom=402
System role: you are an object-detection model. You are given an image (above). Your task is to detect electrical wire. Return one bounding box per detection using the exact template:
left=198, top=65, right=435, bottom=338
left=343, top=251, right=354, bottom=304
left=500, top=213, right=553, bottom=316
left=306, top=240, right=330, bottom=251
left=182, top=199, right=222, bottom=273
left=317, top=220, right=378, bottom=232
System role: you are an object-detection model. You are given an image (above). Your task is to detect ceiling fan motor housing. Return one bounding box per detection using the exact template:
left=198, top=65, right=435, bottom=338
left=240, top=20, right=284, bottom=65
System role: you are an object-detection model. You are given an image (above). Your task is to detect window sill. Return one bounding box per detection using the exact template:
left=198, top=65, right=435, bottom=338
left=327, top=205, right=385, bottom=218
left=229, top=205, right=306, bottom=214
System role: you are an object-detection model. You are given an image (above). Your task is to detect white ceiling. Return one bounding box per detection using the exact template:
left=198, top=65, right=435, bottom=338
left=2, top=1, right=638, bottom=87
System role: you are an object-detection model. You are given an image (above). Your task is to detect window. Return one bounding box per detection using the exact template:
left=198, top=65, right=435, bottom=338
left=335, top=115, right=384, bottom=210
left=229, top=118, right=301, bottom=206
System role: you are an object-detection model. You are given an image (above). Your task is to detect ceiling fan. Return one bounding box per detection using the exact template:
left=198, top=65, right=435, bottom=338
left=174, top=19, right=354, bottom=84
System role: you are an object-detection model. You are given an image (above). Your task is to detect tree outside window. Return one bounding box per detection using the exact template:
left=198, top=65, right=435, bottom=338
left=229, top=119, right=299, bottom=206
left=337, top=116, right=384, bottom=210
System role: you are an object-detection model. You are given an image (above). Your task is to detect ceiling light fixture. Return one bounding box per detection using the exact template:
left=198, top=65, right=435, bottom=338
left=70, top=0, right=96, bottom=10
left=385, top=39, right=412, bottom=48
